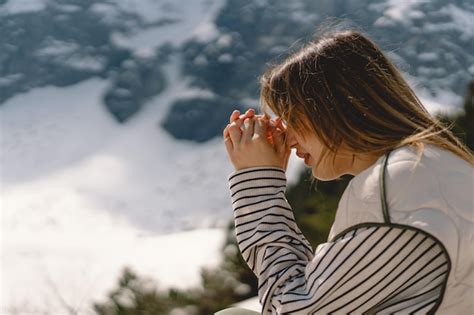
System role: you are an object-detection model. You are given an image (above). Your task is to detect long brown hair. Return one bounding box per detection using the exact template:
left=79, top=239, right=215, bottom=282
left=259, top=27, right=474, bottom=177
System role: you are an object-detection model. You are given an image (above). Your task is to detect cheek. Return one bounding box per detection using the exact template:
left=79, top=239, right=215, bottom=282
left=309, top=142, right=336, bottom=172
left=306, top=137, right=325, bottom=158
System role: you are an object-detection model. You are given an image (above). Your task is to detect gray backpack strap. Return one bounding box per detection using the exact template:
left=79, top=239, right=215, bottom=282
left=379, top=150, right=393, bottom=224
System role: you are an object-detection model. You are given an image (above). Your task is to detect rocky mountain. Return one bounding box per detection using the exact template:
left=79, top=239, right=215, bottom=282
left=1, top=0, right=473, bottom=141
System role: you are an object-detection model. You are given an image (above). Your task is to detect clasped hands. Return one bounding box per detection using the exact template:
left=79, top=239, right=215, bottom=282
left=223, top=108, right=291, bottom=171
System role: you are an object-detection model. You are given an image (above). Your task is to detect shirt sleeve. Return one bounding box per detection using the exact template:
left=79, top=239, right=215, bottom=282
left=228, top=166, right=450, bottom=314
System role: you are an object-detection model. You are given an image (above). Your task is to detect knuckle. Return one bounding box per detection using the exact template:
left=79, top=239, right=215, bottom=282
left=228, top=123, right=239, bottom=131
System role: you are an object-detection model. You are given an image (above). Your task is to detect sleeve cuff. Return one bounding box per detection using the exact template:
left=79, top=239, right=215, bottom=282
left=228, top=166, right=287, bottom=202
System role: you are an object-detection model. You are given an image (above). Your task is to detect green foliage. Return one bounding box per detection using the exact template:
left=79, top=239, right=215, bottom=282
left=436, top=81, right=474, bottom=151
left=93, top=81, right=473, bottom=314
left=286, top=171, right=352, bottom=246
left=93, top=268, right=175, bottom=315
left=93, top=226, right=257, bottom=315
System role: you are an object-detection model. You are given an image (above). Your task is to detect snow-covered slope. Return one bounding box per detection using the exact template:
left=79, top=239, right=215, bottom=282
left=1, top=0, right=471, bottom=313
left=0, top=56, right=224, bottom=314
left=0, top=1, right=234, bottom=313
left=0, top=50, right=304, bottom=315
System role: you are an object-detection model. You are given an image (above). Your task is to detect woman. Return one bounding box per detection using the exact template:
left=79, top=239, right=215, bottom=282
left=220, top=29, right=473, bottom=314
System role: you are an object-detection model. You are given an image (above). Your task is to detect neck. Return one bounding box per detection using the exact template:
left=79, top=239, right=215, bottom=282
left=343, top=152, right=383, bottom=177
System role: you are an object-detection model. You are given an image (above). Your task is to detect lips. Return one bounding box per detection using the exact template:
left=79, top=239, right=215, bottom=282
left=296, top=151, right=306, bottom=158
left=296, top=151, right=310, bottom=164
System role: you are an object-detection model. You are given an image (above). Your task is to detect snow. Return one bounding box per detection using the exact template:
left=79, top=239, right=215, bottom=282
left=216, top=34, right=233, bottom=48
left=469, top=65, right=474, bottom=76
left=438, top=4, right=474, bottom=40
left=34, top=39, right=106, bottom=72
left=0, top=79, right=118, bottom=183
left=115, top=0, right=177, bottom=25
left=3, top=226, right=225, bottom=314
left=0, top=73, right=24, bottom=87
left=89, top=3, right=122, bottom=25
left=35, top=39, right=79, bottom=57
left=0, top=0, right=47, bottom=15
left=372, top=1, right=474, bottom=41
left=0, top=57, right=226, bottom=313
left=401, top=72, right=464, bottom=117
left=108, top=0, right=225, bottom=51
left=54, top=4, right=81, bottom=13
left=218, top=53, right=233, bottom=63
left=0, top=41, right=305, bottom=313
left=0, top=54, right=304, bottom=314
left=65, top=55, right=106, bottom=72
left=383, top=0, right=428, bottom=23
left=418, top=90, right=464, bottom=117
left=418, top=52, right=438, bottom=62
left=191, top=19, right=221, bottom=43
left=372, top=0, right=429, bottom=27
left=193, top=54, right=209, bottom=66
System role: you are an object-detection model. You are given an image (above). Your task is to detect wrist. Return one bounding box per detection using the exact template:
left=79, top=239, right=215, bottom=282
left=228, top=166, right=287, bottom=196
left=235, top=163, right=285, bottom=172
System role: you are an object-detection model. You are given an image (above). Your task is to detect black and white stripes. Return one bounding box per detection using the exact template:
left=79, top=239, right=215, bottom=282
left=228, top=167, right=450, bottom=314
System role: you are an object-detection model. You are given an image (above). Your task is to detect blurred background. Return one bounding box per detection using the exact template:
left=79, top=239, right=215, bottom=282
left=0, top=0, right=473, bottom=314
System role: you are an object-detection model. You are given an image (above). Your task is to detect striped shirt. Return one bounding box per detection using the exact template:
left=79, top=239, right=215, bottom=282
left=228, top=166, right=450, bottom=314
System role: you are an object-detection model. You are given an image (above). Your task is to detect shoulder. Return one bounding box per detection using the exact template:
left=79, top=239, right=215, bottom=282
left=350, top=143, right=473, bottom=213
left=331, top=143, right=472, bottom=235
left=332, top=143, right=474, bottom=281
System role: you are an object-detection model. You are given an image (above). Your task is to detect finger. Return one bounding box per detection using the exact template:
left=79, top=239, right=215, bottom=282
left=223, top=121, right=239, bottom=139
left=241, top=117, right=255, bottom=142
left=254, top=117, right=265, bottom=138
left=273, top=128, right=289, bottom=153
left=233, top=108, right=254, bottom=126
left=246, top=108, right=256, bottom=115
left=228, top=109, right=256, bottom=135
left=224, top=133, right=233, bottom=152
left=223, top=124, right=232, bottom=142
left=228, top=122, right=242, bottom=145
left=259, top=113, right=271, bottom=126
left=254, top=113, right=267, bottom=120
left=275, top=117, right=286, bottom=131
left=267, top=124, right=278, bottom=151
left=230, top=110, right=240, bottom=123
left=223, top=124, right=229, bottom=138
left=265, top=123, right=275, bottom=145
left=227, top=108, right=257, bottom=137
left=239, top=108, right=255, bottom=120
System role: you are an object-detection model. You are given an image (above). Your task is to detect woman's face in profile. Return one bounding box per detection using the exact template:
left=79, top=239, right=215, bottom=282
left=285, top=126, right=357, bottom=181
